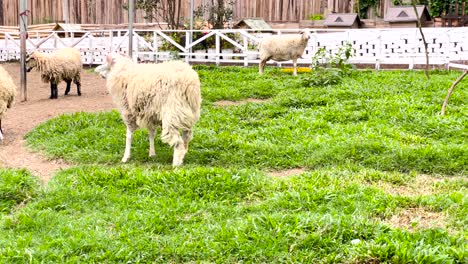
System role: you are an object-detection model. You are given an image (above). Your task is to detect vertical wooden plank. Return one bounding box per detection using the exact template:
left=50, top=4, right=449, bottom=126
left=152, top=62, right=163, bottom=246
left=0, top=1, right=4, bottom=25
left=266, top=0, right=271, bottom=21
left=97, top=0, right=101, bottom=24
left=74, top=0, right=80, bottom=24
left=282, top=0, right=287, bottom=21
left=276, top=0, right=280, bottom=21
left=80, top=0, right=85, bottom=24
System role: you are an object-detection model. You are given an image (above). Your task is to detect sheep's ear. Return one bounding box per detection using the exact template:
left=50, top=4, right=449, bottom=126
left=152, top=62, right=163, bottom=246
left=106, top=54, right=113, bottom=64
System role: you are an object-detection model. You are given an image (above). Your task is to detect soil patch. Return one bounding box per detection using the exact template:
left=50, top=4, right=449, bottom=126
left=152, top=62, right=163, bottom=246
left=0, top=63, right=115, bottom=182
left=386, top=207, right=447, bottom=232
left=214, top=98, right=269, bottom=107
left=268, top=168, right=305, bottom=178
left=375, top=174, right=466, bottom=197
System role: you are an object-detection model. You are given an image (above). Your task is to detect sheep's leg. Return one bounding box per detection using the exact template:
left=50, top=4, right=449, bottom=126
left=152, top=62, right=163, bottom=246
left=49, top=83, right=55, bottom=99
left=74, top=78, right=82, bottom=96
left=64, top=80, right=71, bottom=95
left=148, top=128, right=156, bottom=157
left=54, top=83, right=59, bottom=99
left=293, top=58, right=298, bottom=76
left=49, top=82, right=58, bottom=99
left=161, top=124, right=186, bottom=166
left=259, top=59, right=267, bottom=74
left=182, top=130, right=193, bottom=150
left=122, top=125, right=135, bottom=163
left=173, top=140, right=187, bottom=167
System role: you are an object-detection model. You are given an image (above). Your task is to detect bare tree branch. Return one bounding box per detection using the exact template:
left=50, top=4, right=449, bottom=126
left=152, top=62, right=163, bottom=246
left=441, top=70, right=467, bottom=115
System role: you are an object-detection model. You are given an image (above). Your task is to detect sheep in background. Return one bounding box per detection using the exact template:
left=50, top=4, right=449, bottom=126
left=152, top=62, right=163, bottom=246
left=95, top=54, right=201, bottom=166
left=258, top=30, right=310, bottom=76
left=26, top=47, right=82, bottom=99
left=0, top=66, right=16, bottom=141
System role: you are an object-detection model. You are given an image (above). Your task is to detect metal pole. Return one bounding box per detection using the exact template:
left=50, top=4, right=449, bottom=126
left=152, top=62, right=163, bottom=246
left=20, top=0, right=28, bottom=102
left=128, top=0, right=134, bottom=57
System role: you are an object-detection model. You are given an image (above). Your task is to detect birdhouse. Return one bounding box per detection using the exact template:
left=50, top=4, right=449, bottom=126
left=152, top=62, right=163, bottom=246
left=324, top=13, right=361, bottom=29
left=384, top=5, right=432, bottom=28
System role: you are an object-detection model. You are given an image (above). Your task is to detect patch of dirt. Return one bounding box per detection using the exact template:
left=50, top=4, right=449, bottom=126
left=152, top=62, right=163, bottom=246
left=214, top=98, right=269, bottom=107
left=267, top=168, right=305, bottom=178
left=0, top=63, right=115, bottom=182
left=375, top=174, right=466, bottom=197
left=385, top=207, right=447, bottom=232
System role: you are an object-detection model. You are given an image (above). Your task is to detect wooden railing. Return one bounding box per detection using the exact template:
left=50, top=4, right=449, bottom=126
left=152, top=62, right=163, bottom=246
left=1, top=28, right=468, bottom=69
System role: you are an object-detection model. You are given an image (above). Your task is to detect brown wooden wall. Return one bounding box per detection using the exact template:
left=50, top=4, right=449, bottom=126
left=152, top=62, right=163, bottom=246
left=1, top=0, right=361, bottom=26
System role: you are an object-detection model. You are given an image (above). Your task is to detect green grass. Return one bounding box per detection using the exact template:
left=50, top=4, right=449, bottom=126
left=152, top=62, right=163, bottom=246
left=0, top=169, right=39, bottom=214
left=26, top=67, right=467, bottom=175
left=0, top=67, right=466, bottom=262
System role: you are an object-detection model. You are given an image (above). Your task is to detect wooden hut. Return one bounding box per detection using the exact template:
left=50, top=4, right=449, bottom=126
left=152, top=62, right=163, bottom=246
left=323, top=13, right=361, bottom=28
left=234, top=18, right=273, bottom=31
left=384, top=5, right=432, bottom=28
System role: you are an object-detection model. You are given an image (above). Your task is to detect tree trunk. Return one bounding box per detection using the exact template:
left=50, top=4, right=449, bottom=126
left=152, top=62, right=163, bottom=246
left=412, top=1, right=430, bottom=79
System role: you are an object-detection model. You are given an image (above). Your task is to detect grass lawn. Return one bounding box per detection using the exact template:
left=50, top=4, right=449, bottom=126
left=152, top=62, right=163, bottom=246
left=1, top=67, right=467, bottom=263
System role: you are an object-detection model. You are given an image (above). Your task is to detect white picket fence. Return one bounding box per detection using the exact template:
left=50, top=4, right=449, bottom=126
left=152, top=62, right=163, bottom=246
left=0, top=28, right=467, bottom=69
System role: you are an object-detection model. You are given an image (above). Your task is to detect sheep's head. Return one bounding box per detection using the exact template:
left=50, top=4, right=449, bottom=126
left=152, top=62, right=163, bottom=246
left=95, top=63, right=110, bottom=79
left=95, top=53, right=128, bottom=79
left=25, top=52, right=38, bottom=72
left=300, top=30, right=310, bottom=41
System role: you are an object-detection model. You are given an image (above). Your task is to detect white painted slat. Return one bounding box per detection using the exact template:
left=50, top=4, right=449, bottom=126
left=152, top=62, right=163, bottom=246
left=0, top=28, right=467, bottom=68
left=448, top=63, right=468, bottom=70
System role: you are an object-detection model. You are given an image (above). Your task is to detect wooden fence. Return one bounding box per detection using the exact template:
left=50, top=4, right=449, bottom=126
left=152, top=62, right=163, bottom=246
left=1, top=0, right=377, bottom=26
left=1, top=27, right=467, bottom=69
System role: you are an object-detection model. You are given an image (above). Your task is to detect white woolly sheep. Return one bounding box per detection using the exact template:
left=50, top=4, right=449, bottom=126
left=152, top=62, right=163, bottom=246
left=26, top=47, right=82, bottom=99
left=95, top=54, right=202, bottom=166
left=0, top=66, right=16, bottom=141
left=258, top=30, right=310, bottom=76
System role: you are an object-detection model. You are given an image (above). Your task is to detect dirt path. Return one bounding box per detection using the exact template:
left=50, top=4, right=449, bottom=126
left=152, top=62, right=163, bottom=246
left=0, top=63, right=115, bottom=182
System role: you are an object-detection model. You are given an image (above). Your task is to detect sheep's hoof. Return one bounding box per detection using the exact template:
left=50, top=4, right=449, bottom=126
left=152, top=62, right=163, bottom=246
left=121, top=157, right=129, bottom=163
left=172, top=160, right=183, bottom=167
